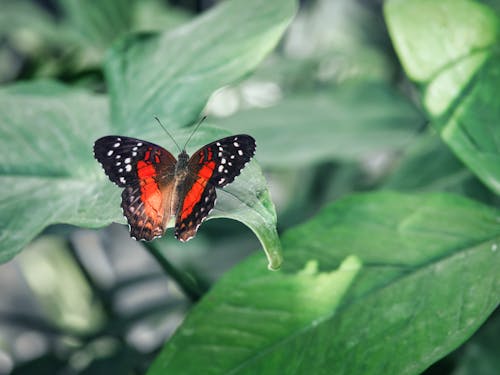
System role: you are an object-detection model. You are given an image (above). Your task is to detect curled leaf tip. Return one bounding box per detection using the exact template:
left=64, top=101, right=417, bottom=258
left=265, top=243, right=283, bottom=271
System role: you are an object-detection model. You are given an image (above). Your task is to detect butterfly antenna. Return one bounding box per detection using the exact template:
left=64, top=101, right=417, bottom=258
left=182, top=115, right=207, bottom=151
left=154, top=116, right=182, bottom=153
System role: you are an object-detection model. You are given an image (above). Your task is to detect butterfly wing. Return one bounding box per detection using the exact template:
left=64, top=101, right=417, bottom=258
left=94, top=136, right=177, bottom=240
left=174, top=134, right=256, bottom=241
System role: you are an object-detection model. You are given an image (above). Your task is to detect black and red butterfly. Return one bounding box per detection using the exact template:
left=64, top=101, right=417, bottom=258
left=93, top=127, right=255, bottom=242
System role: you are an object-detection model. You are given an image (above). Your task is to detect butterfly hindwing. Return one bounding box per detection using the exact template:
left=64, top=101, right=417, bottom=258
left=175, top=181, right=217, bottom=242
left=94, top=136, right=177, bottom=240
left=174, top=134, right=256, bottom=241
left=121, top=182, right=175, bottom=241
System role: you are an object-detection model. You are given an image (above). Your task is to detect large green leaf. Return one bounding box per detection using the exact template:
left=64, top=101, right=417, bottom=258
left=0, top=82, right=117, bottom=263
left=0, top=82, right=281, bottom=269
left=384, top=0, right=500, bottom=194
left=148, top=192, right=500, bottom=374
left=217, top=82, right=423, bottom=167
left=105, top=0, right=297, bottom=133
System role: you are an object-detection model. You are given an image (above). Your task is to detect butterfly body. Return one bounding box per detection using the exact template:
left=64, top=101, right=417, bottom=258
left=94, top=134, right=255, bottom=242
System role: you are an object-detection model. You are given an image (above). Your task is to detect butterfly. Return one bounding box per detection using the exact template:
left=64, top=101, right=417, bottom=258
left=93, top=126, right=255, bottom=242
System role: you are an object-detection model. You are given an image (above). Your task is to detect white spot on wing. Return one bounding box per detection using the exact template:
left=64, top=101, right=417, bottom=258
left=113, top=142, right=120, bottom=148
left=233, top=142, right=239, bottom=147
left=125, top=158, right=131, bottom=164
left=125, top=164, right=132, bottom=172
left=132, top=152, right=137, bottom=156
left=120, top=177, right=126, bottom=184
left=107, top=150, right=114, bottom=156
left=238, top=150, right=243, bottom=156
left=218, top=165, right=224, bottom=172
left=137, top=142, right=143, bottom=146
left=221, top=158, right=226, bottom=164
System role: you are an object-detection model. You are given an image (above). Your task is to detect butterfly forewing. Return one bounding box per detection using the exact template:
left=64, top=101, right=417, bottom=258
left=195, top=134, right=255, bottom=187
left=94, top=136, right=177, bottom=240
left=174, top=134, right=256, bottom=241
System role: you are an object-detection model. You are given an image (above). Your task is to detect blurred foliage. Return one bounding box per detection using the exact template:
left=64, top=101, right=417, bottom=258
left=0, top=0, right=191, bottom=86
left=0, top=0, right=499, bottom=374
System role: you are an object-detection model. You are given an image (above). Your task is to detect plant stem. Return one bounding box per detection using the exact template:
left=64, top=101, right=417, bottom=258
left=143, top=242, right=204, bottom=302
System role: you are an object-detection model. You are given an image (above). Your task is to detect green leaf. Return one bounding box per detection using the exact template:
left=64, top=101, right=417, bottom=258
left=217, top=82, right=423, bottom=167
left=148, top=192, right=500, bottom=374
left=384, top=0, right=500, bottom=194
left=105, top=0, right=297, bottom=133
left=0, top=82, right=281, bottom=269
left=0, top=82, right=118, bottom=263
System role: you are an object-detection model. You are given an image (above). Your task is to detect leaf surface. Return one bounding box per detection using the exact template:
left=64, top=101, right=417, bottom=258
left=105, top=0, right=297, bottom=132
left=385, top=0, right=500, bottom=193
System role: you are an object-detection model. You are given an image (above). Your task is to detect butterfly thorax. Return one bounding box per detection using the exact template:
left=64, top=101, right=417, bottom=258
left=175, top=150, right=190, bottom=176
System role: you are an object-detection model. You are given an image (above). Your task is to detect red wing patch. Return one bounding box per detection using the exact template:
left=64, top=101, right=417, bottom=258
left=175, top=182, right=216, bottom=242
left=175, top=160, right=217, bottom=242
left=137, top=160, right=163, bottom=218
left=179, top=161, right=215, bottom=221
